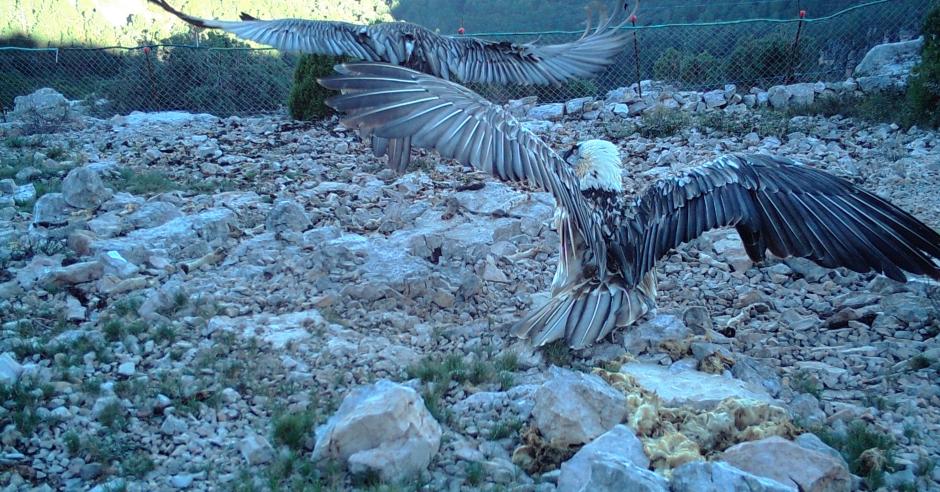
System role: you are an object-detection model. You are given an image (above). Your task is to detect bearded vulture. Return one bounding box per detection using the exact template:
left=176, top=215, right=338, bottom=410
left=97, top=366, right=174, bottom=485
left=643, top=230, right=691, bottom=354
left=318, top=63, right=940, bottom=349
left=148, top=0, right=633, bottom=173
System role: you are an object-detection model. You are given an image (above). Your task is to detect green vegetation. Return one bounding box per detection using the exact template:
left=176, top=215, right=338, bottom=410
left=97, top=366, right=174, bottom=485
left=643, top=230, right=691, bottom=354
left=97, top=32, right=294, bottom=117
left=815, top=420, right=898, bottom=490
left=638, top=107, right=691, bottom=138
left=653, top=48, right=723, bottom=88
left=0, top=152, right=65, bottom=207
left=108, top=168, right=177, bottom=195
left=905, top=4, right=940, bottom=127
left=789, top=370, right=822, bottom=399
left=289, top=54, right=348, bottom=120
left=272, top=409, right=320, bottom=451
left=65, top=430, right=154, bottom=480
left=541, top=340, right=573, bottom=367
left=0, top=379, right=55, bottom=436
left=405, top=350, right=521, bottom=424
left=488, top=417, right=523, bottom=440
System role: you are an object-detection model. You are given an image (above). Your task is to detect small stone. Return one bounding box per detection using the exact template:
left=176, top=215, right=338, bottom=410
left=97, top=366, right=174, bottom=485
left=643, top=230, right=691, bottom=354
left=65, top=296, right=86, bottom=321
left=623, top=314, right=691, bottom=355
left=80, top=463, right=103, bottom=481
left=580, top=454, right=668, bottom=491
left=32, top=192, right=73, bottom=226
left=169, top=474, right=195, bottom=489
left=265, top=199, right=312, bottom=234
left=48, top=261, right=103, bottom=286
left=565, top=97, right=594, bottom=115
left=12, top=184, right=36, bottom=205
left=788, top=394, right=825, bottom=427
left=794, top=433, right=849, bottom=471
left=117, top=362, right=136, bottom=377
left=239, top=433, right=274, bottom=465
left=99, top=250, right=139, bottom=278
left=482, top=261, right=510, bottom=283
left=221, top=387, right=240, bottom=404
left=160, top=414, right=188, bottom=435
left=0, top=353, right=24, bottom=387
left=703, top=90, right=727, bottom=108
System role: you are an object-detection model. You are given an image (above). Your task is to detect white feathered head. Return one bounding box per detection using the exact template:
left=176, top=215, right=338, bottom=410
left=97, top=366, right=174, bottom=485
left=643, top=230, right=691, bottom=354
left=563, top=139, right=623, bottom=192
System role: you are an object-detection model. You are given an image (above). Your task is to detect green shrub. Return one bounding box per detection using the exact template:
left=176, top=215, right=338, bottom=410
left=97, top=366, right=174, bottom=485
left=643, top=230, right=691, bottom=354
left=288, top=54, right=347, bottom=121
left=638, top=107, right=690, bottom=138
left=726, top=35, right=819, bottom=88
left=653, top=48, right=724, bottom=88
left=99, top=32, right=294, bottom=117
left=906, top=4, right=940, bottom=127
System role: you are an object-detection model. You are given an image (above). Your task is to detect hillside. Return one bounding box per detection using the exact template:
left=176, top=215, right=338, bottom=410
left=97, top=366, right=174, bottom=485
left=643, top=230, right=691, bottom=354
left=390, top=0, right=927, bottom=33
left=0, top=0, right=392, bottom=47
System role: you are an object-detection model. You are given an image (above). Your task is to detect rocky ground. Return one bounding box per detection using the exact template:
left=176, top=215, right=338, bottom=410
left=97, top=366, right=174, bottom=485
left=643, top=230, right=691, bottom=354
left=1, top=96, right=939, bottom=492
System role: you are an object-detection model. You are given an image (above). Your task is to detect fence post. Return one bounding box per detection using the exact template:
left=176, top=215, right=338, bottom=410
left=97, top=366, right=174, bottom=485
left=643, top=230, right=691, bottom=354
left=631, top=13, right=641, bottom=98
left=143, top=46, right=157, bottom=110
left=786, top=9, right=807, bottom=84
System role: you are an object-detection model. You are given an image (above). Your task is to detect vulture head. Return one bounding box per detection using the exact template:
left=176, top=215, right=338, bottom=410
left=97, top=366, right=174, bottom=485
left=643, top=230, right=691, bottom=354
left=564, top=139, right=624, bottom=192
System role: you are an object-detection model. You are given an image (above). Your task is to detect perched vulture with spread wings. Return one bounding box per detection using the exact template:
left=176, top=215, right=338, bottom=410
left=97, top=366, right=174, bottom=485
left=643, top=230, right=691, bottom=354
left=147, top=0, right=634, bottom=172
left=320, top=62, right=940, bottom=349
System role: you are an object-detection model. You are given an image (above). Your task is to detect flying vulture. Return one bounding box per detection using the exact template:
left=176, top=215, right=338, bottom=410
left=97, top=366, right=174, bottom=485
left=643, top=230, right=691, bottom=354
left=319, top=62, right=940, bottom=349
left=147, top=0, right=634, bottom=173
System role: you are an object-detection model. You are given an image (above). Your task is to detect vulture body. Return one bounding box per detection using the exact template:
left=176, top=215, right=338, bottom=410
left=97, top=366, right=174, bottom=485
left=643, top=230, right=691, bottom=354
left=320, top=63, right=940, bottom=349
left=147, top=0, right=633, bottom=172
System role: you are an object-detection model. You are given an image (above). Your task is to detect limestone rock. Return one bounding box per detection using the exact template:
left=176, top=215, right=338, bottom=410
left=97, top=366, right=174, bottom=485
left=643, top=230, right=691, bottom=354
left=527, top=103, right=565, bottom=121
left=855, top=37, right=923, bottom=91
left=239, top=433, right=274, bottom=465
left=0, top=353, right=24, bottom=387
left=32, top=193, right=74, bottom=227
left=532, top=367, right=627, bottom=447
left=12, top=184, right=36, bottom=205
left=265, top=199, right=311, bottom=234
left=788, top=83, right=816, bottom=107
left=622, top=314, right=691, bottom=355
left=565, top=97, right=594, bottom=115
left=703, top=90, right=726, bottom=108
left=313, top=379, right=442, bottom=482
left=671, top=461, right=796, bottom=492
left=720, top=436, right=851, bottom=492
left=13, top=88, right=80, bottom=122
left=61, top=167, right=112, bottom=210
left=768, top=86, right=789, bottom=109
left=557, top=425, right=648, bottom=492
left=620, top=363, right=773, bottom=410
left=577, top=453, right=668, bottom=492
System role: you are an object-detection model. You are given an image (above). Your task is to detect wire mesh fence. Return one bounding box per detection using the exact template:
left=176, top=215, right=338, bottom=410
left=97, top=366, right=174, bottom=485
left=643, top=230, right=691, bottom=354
left=0, top=0, right=933, bottom=118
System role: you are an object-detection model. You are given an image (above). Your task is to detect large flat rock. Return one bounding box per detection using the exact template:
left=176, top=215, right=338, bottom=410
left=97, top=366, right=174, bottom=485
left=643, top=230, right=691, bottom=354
left=620, top=363, right=774, bottom=410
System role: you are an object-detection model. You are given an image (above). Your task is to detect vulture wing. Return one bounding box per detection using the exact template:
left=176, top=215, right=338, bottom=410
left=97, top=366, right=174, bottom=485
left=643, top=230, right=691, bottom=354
left=619, top=154, right=940, bottom=285
left=147, top=0, right=380, bottom=61
left=434, top=9, right=631, bottom=86
left=319, top=62, right=609, bottom=277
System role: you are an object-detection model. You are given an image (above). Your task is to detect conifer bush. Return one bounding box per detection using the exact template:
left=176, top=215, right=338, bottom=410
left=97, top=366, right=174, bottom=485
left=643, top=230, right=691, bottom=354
left=288, top=54, right=347, bottom=121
